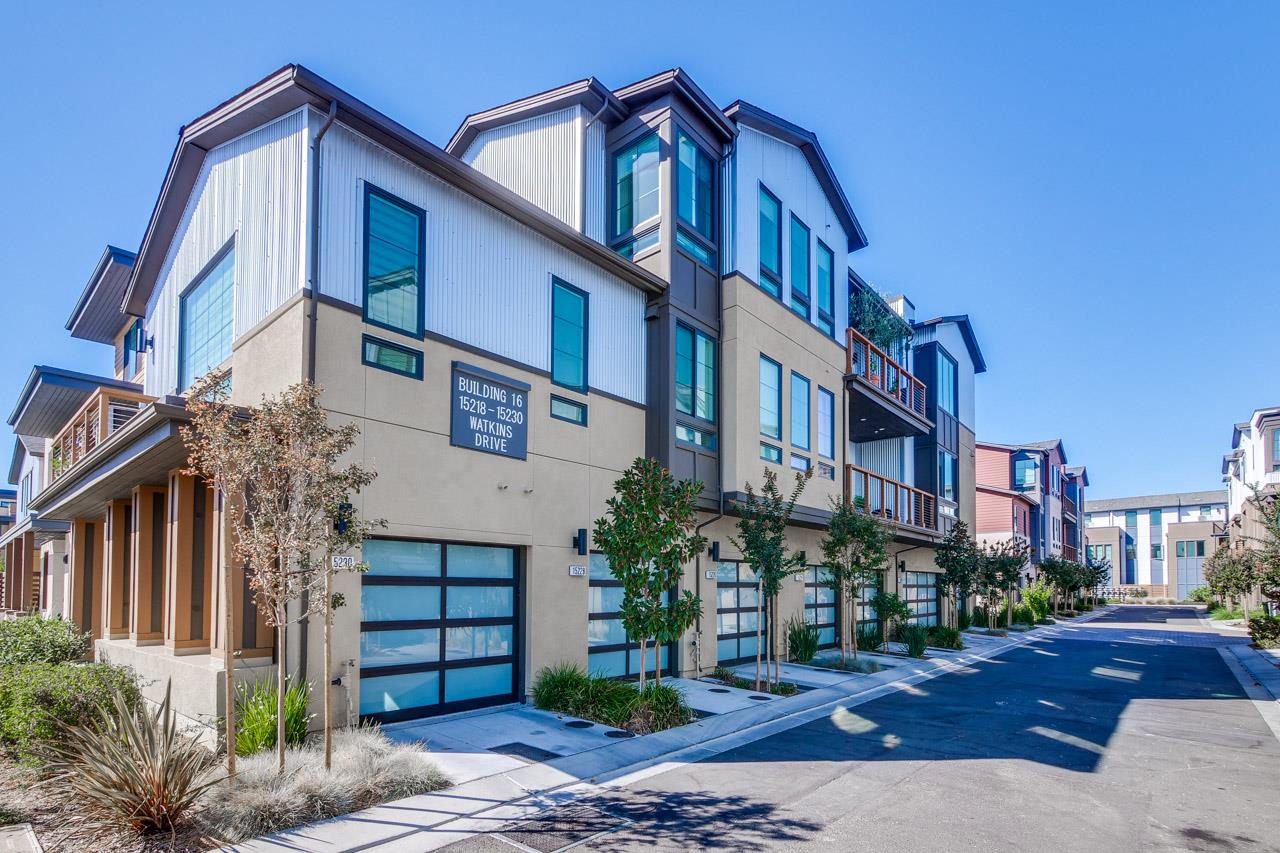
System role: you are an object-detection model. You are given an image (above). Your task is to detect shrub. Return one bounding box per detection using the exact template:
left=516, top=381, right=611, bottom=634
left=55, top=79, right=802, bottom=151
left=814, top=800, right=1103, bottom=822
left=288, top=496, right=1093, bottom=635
left=814, top=655, right=885, bottom=674
left=199, top=724, right=449, bottom=843
left=901, top=625, right=929, bottom=658
left=531, top=662, right=589, bottom=713
left=957, top=609, right=971, bottom=630
left=785, top=616, right=820, bottom=664
left=927, top=625, right=964, bottom=650
left=531, top=665, right=693, bottom=732
left=0, top=614, right=89, bottom=666
left=856, top=623, right=883, bottom=653
left=1188, top=586, right=1212, bottom=603
left=711, top=666, right=798, bottom=696
left=42, top=681, right=219, bottom=837
left=1250, top=615, right=1280, bottom=649
left=1024, top=581, right=1052, bottom=621
left=0, top=662, right=140, bottom=760
left=235, top=677, right=313, bottom=757
left=1013, top=603, right=1035, bottom=625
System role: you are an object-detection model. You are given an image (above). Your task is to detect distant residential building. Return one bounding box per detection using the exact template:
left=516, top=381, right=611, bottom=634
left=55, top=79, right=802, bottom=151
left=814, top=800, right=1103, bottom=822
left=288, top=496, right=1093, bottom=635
left=1220, top=406, right=1279, bottom=613
left=976, top=439, right=1085, bottom=573
left=1084, top=491, right=1226, bottom=599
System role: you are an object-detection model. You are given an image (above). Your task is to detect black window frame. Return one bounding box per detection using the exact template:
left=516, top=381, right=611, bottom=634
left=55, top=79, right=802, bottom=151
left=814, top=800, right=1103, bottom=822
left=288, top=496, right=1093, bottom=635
left=550, top=395, right=588, bottom=426
left=789, top=214, right=811, bottom=319
left=758, top=183, right=783, bottom=297
left=790, top=370, right=811, bottom=451
left=675, top=127, right=716, bottom=248
left=715, top=560, right=766, bottom=666
left=362, top=183, right=427, bottom=340
left=759, top=354, right=783, bottom=441
left=550, top=277, right=589, bottom=394
left=937, top=349, right=958, bottom=417
left=588, top=551, right=675, bottom=680
left=361, top=334, right=424, bottom=380
left=610, top=130, right=662, bottom=244
left=674, top=322, right=716, bottom=424
left=815, top=239, right=835, bottom=337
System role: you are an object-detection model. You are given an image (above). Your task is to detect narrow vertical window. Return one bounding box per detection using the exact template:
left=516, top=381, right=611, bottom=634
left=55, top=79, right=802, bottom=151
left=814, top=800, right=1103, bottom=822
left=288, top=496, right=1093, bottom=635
left=790, top=372, right=810, bottom=451
left=677, top=130, right=714, bottom=242
left=676, top=324, right=716, bottom=422
left=551, top=279, right=588, bottom=392
left=759, top=356, right=782, bottom=440
left=818, top=387, right=835, bottom=459
left=179, top=249, right=235, bottom=391
left=938, top=351, right=958, bottom=416
left=758, top=186, right=782, bottom=296
left=614, top=133, right=660, bottom=237
left=816, top=241, right=834, bottom=336
left=364, top=187, right=424, bottom=338
left=789, top=215, right=810, bottom=318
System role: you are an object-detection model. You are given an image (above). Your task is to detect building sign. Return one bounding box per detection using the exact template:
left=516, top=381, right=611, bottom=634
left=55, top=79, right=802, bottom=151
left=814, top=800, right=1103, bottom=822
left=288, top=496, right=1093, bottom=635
left=568, top=565, right=587, bottom=577
left=450, top=361, right=530, bottom=460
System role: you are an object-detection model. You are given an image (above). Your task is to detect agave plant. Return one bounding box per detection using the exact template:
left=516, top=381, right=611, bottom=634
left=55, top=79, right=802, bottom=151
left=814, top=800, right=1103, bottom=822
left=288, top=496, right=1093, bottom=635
left=42, top=679, right=221, bottom=836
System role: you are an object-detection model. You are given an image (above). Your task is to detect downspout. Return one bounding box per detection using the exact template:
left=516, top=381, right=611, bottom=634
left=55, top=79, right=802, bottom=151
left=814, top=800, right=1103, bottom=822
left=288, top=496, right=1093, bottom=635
left=299, top=98, right=338, bottom=686
left=579, top=99, right=610, bottom=236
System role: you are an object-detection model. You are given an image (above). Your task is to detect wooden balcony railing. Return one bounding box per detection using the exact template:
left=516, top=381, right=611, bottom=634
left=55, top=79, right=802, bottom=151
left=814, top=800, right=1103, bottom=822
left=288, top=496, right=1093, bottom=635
left=49, top=387, right=155, bottom=484
left=845, top=463, right=938, bottom=532
left=1063, top=544, right=1080, bottom=562
left=1062, top=494, right=1078, bottom=517
left=845, top=328, right=927, bottom=418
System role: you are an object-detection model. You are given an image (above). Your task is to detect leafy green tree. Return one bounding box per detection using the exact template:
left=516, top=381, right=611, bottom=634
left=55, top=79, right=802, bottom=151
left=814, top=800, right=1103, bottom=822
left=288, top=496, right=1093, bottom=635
left=979, top=539, right=1027, bottom=628
left=730, top=468, right=811, bottom=690
left=820, top=499, right=893, bottom=662
left=1247, top=489, right=1280, bottom=608
left=871, top=590, right=912, bottom=646
left=1037, top=556, right=1077, bottom=617
left=1205, top=547, right=1255, bottom=620
left=934, top=521, right=979, bottom=629
left=593, top=457, right=706, bottom=691
left=1083, top=555, right=1111, bottom=609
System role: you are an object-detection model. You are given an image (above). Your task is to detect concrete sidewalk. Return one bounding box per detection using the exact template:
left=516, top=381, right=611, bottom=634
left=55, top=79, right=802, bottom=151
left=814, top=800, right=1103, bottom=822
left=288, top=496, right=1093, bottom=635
left=227, top=620, right=1076, bottom=853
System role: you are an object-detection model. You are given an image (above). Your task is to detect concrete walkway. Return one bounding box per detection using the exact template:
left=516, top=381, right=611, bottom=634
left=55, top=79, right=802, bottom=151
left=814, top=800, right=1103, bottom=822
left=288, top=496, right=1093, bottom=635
left=227, top=611, right=1110, bottom=852
left=0, top=825, right=40, bottom=853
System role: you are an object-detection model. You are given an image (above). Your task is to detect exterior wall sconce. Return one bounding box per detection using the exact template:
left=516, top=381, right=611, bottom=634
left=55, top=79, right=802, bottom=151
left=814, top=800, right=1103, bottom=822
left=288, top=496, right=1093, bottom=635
left=572, top=528, right=588, bottom=556
left=709, top=541, right=720, bottom=562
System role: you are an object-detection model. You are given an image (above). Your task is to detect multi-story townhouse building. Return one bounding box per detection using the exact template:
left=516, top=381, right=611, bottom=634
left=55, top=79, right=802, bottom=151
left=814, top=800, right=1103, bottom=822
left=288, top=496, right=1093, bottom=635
left=2, top=64, right=986, bottom=730
left=1220, top=406, right=1278, bottom=611
left=1084, top=491, right=1226, bottom=599
left=975, top=439, right=1084, bottom=573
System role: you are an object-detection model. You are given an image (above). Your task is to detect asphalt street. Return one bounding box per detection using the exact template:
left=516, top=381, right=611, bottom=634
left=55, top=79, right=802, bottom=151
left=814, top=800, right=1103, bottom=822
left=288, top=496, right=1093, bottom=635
left=577, top=606, right=1280, bottom=853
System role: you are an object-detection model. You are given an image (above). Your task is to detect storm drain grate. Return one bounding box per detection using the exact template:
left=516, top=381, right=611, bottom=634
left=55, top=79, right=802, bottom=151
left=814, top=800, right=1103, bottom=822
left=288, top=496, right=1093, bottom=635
left=490, top=742, right=562, bottom=763
left=500, top=804, right=629, bottom=852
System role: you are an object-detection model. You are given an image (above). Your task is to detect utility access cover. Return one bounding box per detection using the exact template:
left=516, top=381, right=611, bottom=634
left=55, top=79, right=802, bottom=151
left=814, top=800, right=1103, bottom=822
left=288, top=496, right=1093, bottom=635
left=499, top=804, right=628, bottom=852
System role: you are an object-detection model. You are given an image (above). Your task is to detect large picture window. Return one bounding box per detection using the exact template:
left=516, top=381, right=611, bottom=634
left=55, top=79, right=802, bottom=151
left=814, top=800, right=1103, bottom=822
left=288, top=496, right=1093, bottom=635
left=675, top=323, right=715, bottom=422
left=551, top=279, right=588, bottom=392
left=789, top=215, right=810, bottom=318
left=677, top=130, right=714, bottom=242
left=614, top=133, right=660, bottom=238
left=758, top=185, right=782, bottom=296
left=364, top=187, right=424, bottom=338
left=179, top=249, right=234, bottom=391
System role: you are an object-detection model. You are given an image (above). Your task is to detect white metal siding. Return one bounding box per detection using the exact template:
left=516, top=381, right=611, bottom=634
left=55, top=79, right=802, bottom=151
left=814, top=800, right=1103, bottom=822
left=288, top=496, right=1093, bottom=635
left=730, top=126, right=851, bottom=334
left=145, top=110, right=309, bottom=395
left=852, top=436, right=907, bottom=482
left=583, top=115, right=606, bottom=242
left=319, top=123, right=647, bottom=404
left=463, top=106, right=583, bottom=232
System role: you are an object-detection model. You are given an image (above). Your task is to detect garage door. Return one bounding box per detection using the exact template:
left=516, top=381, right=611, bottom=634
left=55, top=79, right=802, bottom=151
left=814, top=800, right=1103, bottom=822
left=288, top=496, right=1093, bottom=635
left=903, top=572, right=939, bottom=626
left=716, top=561, right=764, bottom=665
left=359, top=539, right=520, bottom=723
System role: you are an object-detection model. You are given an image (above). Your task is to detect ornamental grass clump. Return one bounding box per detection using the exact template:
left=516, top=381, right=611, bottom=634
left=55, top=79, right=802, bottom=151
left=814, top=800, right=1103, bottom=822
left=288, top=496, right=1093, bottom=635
left=235, top=677, right=313, bottom=756
left=41, top=681, right=220, bottom=838
left=901, top=625, right=929, bottom=658
left=531, top=664, right=694, bottom=732
left=785, top=615, right=820, bottom=664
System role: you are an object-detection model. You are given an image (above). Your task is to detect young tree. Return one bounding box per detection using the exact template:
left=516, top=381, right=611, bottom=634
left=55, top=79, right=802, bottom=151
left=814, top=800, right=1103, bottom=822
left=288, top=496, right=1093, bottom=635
left=934, top=521, right=979, bottom=629
left=1037, top=556, right=1074, bottom=617
left=870, top=590, right=911, bottom=647
left=592, top=458, right=705, bottom=691
left=1205, top=547, right=1255, bottom=620
left=1084, top=555, right=1111, bottom=609
left=1247, top=489, right=1280, bottom=610
left=730, top=468, right=811, bottom=690
left=819, top=498, right=893, bottom=662
left=985, top=540, right=1029, bottom=627
left=184, top=369, right=382, bottom=774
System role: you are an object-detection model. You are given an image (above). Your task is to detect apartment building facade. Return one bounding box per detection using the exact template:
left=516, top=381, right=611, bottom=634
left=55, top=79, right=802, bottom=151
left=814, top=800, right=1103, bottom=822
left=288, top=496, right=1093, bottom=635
left=976, top=439, right=1084, bottom=573
left=2, top=65, right=984, bottom=730
left=1220, top=406, right=1279, bottom=611
left=1084, top=491, right=1226, bottom=599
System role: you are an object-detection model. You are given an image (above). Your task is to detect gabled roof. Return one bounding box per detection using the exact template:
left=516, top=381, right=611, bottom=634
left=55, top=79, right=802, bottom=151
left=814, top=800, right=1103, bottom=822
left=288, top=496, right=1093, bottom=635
left=912, top=314, right=988, bottom=374
left=445, top=77, right=626, bottom=157
left=1233, top=407, right=1280, bottom=449
left=122, top=64, right=668, bottom=318
left=66, top=245, right=137, bottom=344
left=724, top=100, right=867, bottom=253
left=7, top=366, right=143, bottom=438
left=1064, top=465, right=1089, bottom=487
left=1084, top=490, right=1227, bottom=513
left=613, top=68, right=737, bottom=144
left=8, top=439, right=25, bottom=487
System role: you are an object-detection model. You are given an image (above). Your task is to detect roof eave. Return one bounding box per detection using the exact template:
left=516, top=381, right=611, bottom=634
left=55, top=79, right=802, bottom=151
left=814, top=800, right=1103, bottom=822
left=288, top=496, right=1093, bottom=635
left=613, top=68, right=737, bottom=144
left=445, top=77, right=626, bottom=156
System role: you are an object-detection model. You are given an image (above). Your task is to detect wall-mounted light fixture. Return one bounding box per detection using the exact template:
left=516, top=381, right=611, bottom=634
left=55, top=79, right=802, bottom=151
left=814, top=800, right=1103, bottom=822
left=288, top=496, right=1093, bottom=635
left=709, top=541, right=720, bottom=562
left=572, top=528, right=588, bottom=556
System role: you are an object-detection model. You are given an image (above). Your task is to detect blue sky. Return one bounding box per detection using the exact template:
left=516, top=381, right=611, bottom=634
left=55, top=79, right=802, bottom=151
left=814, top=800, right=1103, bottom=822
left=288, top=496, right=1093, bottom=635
left=1, top=1, right=1276, bottom=498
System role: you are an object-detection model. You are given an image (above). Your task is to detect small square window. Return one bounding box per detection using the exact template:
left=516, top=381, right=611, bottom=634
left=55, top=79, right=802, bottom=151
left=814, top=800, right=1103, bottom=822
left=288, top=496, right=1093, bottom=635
left=817, top=461, right=835, bottom=481
left=362, top=335, right=422, bottom=379
left=550, top=395, right=587, bottom=426
left=676, top=424, right=716, bottom=450
left=790, top=454, right=810, bottom=472
left=760, top=443, right=782, bottom=464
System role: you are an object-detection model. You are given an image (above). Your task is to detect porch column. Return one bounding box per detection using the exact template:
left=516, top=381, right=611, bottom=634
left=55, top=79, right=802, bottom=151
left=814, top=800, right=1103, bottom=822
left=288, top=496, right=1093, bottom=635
left=165, top=472, right=214, bottom=651
left=130, top=485, right=167, bottom=643
left=103, top=500, right=132, bottom=639
left=16, top=532, right=36, bottom=612
left=2, top=540, right=12, bottom=610
left=67, top=518, right=104, bottom=640
left=211, top=491, right=272, bottom=660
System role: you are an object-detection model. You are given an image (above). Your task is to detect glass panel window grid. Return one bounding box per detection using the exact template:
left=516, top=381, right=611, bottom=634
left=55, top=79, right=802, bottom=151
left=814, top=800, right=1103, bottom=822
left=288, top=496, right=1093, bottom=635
left=818, top=387, right=835, bottom=459
left=363, top=335, right=422, bottom=379
left=902, top=572, right=939, bottom=626
left=759, top=356, right=782, bottom=439
left=937, top=351, right=958, bottom=416
left=676, top=230, right=713, bottom=266
left=550, top=396, right=587, bottom=426
left=1149, top=509, right=1162, bottom=527
left=676, top=130, right=714, bottom=241
left=359, top=540, right=518, bottom=722
left=789, top=215, right=810, bottom=318
left=790, top=372, right=810, bottom=450
left=790, top=454, right=811, bottom=472
left=587, top=553, right=670, bottom=679
left=675, top=324, right=716, bottom=422
left=716, top=562, right=764, bottom=665
left=938, top=450, right=958, bottom=503
left=676, top=424, right=716, bottom=450
left=1013, top=457, right=1038, bottom=490
left=551, top=279, right=588, bottom=392
left=804, top=565, right=838, bottom=648
left=365, top=189, right=423, bottom=337
left=816, top=241, right=835, bottom=336
left=179, top=250, right=234, bottom=391
left=817, top=461, right=836, bottom=480
left=614, top=133, right=660, bottom=237
left=760, top=442, right=782, bottom=464
left=758, top=186, right=782, bottom=295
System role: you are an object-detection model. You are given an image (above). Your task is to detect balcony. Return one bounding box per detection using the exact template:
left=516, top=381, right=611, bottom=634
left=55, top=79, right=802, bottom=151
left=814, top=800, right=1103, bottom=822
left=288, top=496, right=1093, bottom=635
left=1062, top=493, right=1078, bottom=518
left=845, top=328, right=931, bottom=441
left=1063, top=544, right=1080, bottom=562
left=845, top=464, right=938, bottom=534
left=49, top=387, right=155, bottom=484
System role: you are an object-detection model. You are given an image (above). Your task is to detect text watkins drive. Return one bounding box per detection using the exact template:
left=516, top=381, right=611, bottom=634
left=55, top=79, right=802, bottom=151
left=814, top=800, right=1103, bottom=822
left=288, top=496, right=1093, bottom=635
left=449, top=361, right=530, bottom=460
